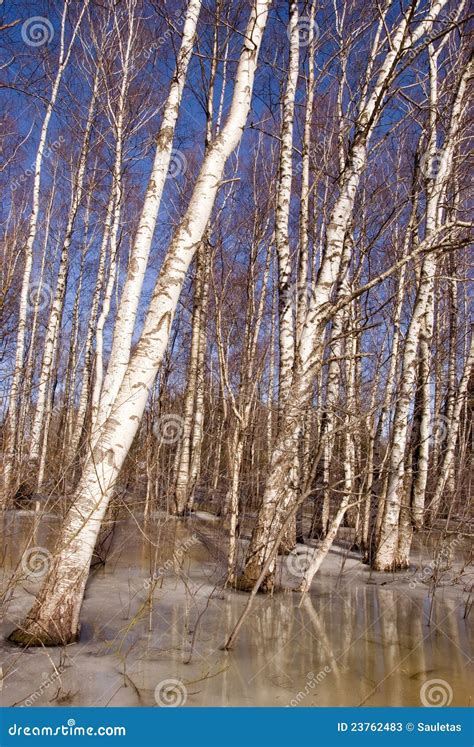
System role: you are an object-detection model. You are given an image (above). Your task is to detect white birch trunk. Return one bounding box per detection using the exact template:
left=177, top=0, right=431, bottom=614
left=71, top=14, right=137, bottom=459
left=238, top=1, right=450, bottom=589
left=374, top=55, right=472, bottom=570
left=3, top=1, right=89, bottom=499
left=410, top=304, right=434, bottom=529
left=10, top=0, right=271, bottom=646
left=29, top=72, right=99, bottom=468
left=373, top=189, right=418, bottom=540
left=173, top=246, right=207, bottom=514
left=18, top=174, right=56, bottom=453
left=429, top=334, right=473, bottom=519
left=275, top=0, right=298, bottom=407
left=92, top=0, right=202, bottom=438
left=187, top=255, right=210, bottom=508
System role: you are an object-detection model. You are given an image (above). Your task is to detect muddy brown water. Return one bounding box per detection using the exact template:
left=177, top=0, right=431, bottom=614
left=0, top=511, right=472, bottom=707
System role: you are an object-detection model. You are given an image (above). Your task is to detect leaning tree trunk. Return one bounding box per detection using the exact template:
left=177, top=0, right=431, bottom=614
left=298, top=493, right=352, bottom=594
left=9, top=0, right=271, bottom=647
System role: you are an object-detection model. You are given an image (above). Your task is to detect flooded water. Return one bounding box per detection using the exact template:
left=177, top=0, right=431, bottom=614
left=0, top=511, right=472, bottom=707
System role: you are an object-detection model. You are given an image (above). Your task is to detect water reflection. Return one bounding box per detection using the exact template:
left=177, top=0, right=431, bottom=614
left=0, top=512, right=472, bottom=707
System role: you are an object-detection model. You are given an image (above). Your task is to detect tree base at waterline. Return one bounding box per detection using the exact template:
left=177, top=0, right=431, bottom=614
left=235, top=570, right=275, bottom=593
left=8, top=595, right=82, bottom=647
left=169, top=506, right=195, bottom=518
left=371, top=557, right=411, bottom=572
left=8, top=623, right=80, bottom=647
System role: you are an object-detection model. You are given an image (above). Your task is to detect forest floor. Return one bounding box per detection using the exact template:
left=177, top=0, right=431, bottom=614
left=0, top=509, right=472, bottom=707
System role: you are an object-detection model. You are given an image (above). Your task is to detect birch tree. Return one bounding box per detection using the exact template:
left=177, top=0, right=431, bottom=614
left=237, top=0, right=453, bottom=591
left=374, top=54, right=472, bottom=571
left=91, top=0, right=202, bottom=439
left=28, top=69, right=99, bottom=472
left=9, top=0, right=271, bottom=646
left=3, top=1, right=89, bottom=500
